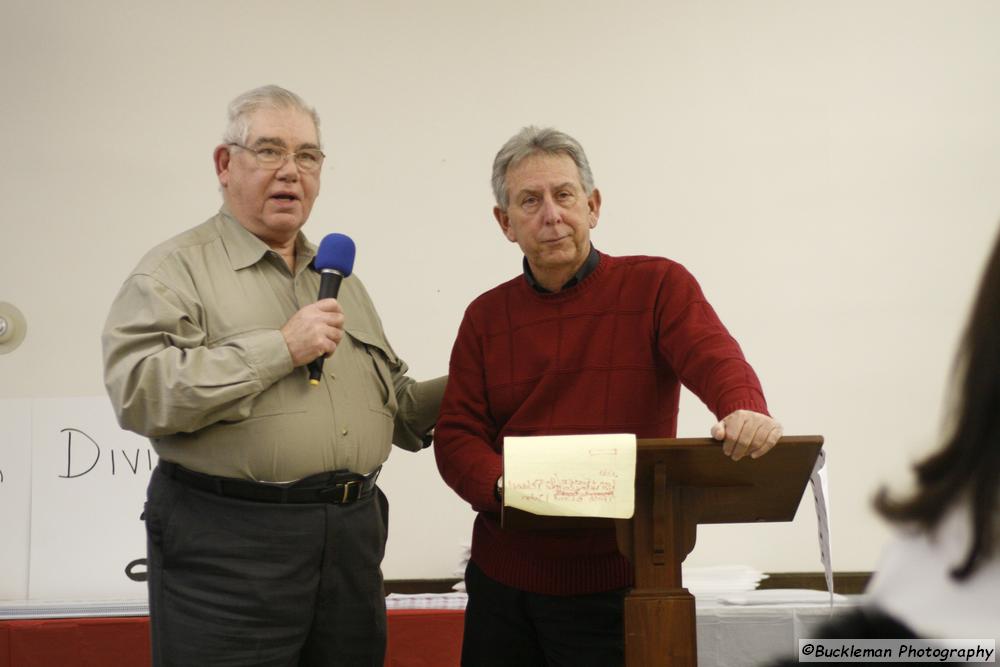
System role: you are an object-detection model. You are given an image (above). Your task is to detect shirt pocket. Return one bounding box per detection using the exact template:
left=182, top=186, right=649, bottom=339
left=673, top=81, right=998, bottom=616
left=209, top=328, right=306, bottom=420
left=342, top=328, right=400, bottom=418
left=245, top=379, right=308, bottom=420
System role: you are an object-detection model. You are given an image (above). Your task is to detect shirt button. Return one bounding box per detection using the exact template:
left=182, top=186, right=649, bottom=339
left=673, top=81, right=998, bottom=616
left=341, top=428, right=349, bottom=436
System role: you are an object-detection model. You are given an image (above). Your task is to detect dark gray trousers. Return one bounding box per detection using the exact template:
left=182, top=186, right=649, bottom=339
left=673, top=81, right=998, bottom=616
left=145, top=466, right=388, bottom=667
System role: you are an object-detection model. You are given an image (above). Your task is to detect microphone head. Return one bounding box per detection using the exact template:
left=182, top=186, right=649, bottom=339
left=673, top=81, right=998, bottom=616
left=315, top=233, right=356, bottom=276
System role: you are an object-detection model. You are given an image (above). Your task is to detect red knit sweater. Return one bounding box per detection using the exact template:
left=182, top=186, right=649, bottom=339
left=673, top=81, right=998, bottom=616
left=434, top=253, right=769, bottom=595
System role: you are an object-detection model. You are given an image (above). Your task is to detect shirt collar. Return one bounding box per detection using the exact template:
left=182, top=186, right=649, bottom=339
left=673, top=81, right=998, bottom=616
left=217, top=207, right=316, bottom=272
left=523, top=244, right=600, bottom=293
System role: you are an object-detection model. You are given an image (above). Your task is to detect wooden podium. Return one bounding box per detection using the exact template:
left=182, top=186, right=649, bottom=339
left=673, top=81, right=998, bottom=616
left=502, top=435, right=824, bottom=667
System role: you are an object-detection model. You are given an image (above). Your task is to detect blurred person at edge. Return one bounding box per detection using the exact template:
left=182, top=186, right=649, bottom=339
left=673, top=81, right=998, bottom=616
left=767, top=228, right=1000, bottom=666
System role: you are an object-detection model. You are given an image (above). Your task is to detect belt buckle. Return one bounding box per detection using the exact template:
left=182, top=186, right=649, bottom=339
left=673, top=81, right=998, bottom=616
left=340, top=479, right=361, bottom=503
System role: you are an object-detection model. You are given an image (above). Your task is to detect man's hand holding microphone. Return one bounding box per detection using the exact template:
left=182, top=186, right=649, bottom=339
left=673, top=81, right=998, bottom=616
left=280, top=233, right=355, bottom=383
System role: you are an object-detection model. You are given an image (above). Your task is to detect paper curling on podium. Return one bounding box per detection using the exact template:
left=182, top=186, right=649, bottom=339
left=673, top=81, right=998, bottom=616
left=502, top=433, right=636, bottom=519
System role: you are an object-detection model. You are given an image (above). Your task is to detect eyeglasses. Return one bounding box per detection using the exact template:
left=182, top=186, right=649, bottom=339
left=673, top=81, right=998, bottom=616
left=228, top=143, right=325, bottom=173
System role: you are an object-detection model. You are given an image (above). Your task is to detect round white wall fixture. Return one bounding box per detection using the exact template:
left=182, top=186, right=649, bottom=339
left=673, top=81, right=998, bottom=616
left=0, top=302, right=26, bottom=354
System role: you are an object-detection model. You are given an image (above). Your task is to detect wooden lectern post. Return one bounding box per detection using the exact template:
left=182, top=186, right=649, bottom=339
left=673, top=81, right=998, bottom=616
left=503, top=435, right=824, bottom=667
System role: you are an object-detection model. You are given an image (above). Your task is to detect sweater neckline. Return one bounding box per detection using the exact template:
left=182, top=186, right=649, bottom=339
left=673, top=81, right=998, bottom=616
left=519, top=252, right=609, bottom=302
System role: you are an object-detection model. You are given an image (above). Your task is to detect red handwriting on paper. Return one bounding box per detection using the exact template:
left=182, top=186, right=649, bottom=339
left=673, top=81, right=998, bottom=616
left=509, top=472, right=617, bottom=503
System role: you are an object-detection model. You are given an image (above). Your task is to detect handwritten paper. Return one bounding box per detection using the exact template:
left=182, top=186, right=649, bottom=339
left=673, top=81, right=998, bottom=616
left=28, top=397, right=154, bottom=601
left=503, top=433, right=636, bottom=519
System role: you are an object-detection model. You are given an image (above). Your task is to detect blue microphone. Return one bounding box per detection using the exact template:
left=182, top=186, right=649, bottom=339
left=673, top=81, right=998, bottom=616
left=308, top=233, right=356, bottom=386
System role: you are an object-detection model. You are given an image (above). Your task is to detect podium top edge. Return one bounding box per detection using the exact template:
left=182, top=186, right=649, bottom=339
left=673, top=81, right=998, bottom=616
left=637, top=435, right=824, bottom=447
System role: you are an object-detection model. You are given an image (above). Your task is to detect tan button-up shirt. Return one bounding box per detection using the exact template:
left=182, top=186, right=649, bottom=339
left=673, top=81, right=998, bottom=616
left=102, top=209, right=445, bottom=481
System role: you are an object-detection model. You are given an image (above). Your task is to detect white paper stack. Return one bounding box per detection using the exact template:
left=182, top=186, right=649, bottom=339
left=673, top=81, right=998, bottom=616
left=385, top=592, right=468, bottom=610
left=715, top=589, right=851, bottom=606
left=682, top=564, right=768, bottom=600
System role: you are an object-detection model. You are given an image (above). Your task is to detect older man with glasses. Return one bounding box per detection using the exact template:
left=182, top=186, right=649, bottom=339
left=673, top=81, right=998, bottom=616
left=102, top=85, right=445, bottom=667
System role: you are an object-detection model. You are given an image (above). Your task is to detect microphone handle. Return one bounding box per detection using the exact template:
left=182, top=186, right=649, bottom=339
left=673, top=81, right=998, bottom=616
left=308, top=270, right=344, bottom=385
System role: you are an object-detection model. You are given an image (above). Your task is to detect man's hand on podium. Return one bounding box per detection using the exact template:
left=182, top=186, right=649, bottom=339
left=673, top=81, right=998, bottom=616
left=711, top=410, right=783, bottom=461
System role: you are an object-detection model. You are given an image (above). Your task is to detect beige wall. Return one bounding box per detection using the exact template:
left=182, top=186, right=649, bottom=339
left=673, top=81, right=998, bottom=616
left=2, top=0, right=999, bottom=580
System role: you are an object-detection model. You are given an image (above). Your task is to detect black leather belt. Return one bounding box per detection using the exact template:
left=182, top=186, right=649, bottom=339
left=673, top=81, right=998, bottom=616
left=158, top=460, right=379, bottom=505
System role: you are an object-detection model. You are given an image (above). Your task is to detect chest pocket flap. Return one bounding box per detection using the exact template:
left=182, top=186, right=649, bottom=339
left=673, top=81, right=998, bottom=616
left=342, top=327, right=400, bottom=417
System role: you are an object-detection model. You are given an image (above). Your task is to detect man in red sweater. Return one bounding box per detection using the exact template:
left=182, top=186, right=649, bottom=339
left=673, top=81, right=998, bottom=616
left=434, top=126, right=783, bottom=667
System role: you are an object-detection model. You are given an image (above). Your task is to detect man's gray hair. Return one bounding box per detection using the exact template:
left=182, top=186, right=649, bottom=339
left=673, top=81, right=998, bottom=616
left=222, top=85, right=321, bottom=147
left=491, top=126, right=595, bottom=210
